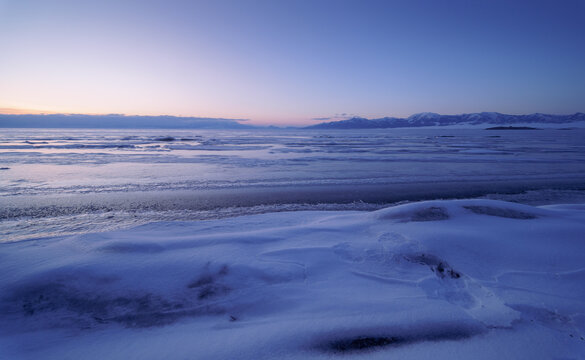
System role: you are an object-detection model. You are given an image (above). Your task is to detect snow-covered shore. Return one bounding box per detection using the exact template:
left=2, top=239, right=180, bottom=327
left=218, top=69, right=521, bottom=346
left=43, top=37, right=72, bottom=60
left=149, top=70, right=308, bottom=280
left=1, top=199, right=585, bottom=359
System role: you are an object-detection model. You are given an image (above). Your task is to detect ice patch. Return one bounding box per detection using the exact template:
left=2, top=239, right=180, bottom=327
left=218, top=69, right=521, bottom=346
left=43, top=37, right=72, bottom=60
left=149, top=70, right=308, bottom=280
left=317, top=321, right=486, bottom=354
left=464, top=205, right=538, bottom=219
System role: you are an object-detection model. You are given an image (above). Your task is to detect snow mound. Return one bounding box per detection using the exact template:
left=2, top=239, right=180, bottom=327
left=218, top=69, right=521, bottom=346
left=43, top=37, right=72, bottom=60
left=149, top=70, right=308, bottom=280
left=371, top=199, right=544, bottom=222
left=1, top=199, right=585, bottom=359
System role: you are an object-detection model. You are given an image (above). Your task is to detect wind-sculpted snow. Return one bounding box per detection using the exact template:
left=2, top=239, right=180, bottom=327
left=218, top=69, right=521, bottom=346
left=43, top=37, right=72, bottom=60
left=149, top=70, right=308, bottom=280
left=1, top=199, right=585, bottom=359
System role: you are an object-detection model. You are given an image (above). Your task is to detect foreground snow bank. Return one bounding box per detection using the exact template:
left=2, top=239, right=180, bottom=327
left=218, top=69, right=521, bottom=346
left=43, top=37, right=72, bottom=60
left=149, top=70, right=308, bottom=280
left=1, top=199, right=585, bottom=359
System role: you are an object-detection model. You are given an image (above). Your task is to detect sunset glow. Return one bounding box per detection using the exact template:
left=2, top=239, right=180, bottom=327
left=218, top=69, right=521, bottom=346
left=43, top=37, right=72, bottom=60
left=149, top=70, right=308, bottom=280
left=1, top=0, right=584, bottom=125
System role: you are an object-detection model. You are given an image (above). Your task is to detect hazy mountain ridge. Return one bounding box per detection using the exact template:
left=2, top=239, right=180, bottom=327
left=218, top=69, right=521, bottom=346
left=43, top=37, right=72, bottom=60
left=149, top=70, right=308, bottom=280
left=305, top=112, right=585, bottom=129
left=2, top=112, right=584, bottom=129
left=0, top=114, right=254, bottom=129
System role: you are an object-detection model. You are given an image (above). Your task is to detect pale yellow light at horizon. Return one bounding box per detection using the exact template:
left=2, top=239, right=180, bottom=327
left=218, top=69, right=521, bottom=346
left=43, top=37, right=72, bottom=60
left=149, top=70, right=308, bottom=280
left=0, top=106, right=323, bottom=126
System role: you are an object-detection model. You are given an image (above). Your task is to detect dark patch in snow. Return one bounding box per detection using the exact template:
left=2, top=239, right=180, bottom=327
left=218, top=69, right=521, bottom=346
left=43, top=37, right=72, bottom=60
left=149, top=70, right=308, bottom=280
left=404, top=253, right=461, bottom=279
left=464, top=206, right=537, bottom=219
left=188, top=264, right=231, bottom=300
left=2, top=262, right=300, bottom=330
left=197, top=284, right=231, bottom=300
left=2, top=268, right=236, bottom=329
left=379, top=206, right=449, bottom=222
left=0, top=167, right=9, bottom=170
left=317, top=322, right=485, bottom=353
left=99, top=242, right=165, bottom=253
left=188, top=264, right=229, bottom=288
left=329, top=336, right=399, bottom=352
left=154, top=136, right=176, bottom=142
left=8, top=281, right=192, bottom=328
left=409, top=207, right=449, bottom=222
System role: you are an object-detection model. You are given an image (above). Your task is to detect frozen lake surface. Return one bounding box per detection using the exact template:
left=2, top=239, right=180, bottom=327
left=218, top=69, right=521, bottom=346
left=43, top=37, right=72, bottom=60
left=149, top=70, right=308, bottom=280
left=1, top=128, right=585, bottom=241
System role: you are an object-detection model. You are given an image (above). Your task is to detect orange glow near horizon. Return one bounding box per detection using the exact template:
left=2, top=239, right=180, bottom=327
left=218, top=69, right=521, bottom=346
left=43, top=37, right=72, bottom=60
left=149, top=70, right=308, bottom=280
left=0, top=106, right=310, bottom=126
left=0, top=107, right=53, bottom=115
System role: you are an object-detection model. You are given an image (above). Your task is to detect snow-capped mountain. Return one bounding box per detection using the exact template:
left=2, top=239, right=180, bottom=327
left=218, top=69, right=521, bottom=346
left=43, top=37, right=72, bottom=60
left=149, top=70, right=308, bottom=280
left=406, top=112, right=441, bottom=123
left=305, top=112, right=585, bottom=129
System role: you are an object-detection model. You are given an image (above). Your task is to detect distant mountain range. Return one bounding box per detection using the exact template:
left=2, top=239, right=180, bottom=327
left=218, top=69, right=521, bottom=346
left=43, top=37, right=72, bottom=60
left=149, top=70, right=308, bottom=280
left=0, top=114, right=254, bottom=129
left=2, top=112, right=585, bottom=130
left=305, top=112, right=585, bottom=129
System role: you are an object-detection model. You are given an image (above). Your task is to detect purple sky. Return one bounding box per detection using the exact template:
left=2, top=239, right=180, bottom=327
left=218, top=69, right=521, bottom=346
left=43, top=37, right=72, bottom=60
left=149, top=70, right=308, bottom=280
left=1, top=0, right=584, bottom=125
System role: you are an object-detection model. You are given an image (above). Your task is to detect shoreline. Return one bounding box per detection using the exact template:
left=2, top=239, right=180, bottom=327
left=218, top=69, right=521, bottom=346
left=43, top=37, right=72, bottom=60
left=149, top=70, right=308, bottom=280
left=2, top=177, right=585, bottom=243
left=3, top=176, right=585, bottom=218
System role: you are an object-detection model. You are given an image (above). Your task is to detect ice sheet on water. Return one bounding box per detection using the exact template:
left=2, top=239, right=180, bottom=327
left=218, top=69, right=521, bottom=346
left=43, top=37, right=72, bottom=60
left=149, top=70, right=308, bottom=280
left=1, top=128, right=585, bottom=195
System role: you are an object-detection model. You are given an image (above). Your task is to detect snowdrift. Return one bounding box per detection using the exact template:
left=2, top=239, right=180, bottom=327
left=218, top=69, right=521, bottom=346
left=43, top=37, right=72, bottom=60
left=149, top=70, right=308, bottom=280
left=1, top=199, right=585, bottom=359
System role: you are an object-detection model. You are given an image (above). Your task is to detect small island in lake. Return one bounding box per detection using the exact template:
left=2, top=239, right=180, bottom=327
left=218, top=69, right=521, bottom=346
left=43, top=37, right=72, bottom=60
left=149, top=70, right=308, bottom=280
left=485, top=126, right=541, bottom=130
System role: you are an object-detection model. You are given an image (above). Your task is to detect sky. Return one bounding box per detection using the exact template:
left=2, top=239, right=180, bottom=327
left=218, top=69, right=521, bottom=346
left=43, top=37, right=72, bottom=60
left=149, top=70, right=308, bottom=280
left=0, top=0, right=584, bottom=126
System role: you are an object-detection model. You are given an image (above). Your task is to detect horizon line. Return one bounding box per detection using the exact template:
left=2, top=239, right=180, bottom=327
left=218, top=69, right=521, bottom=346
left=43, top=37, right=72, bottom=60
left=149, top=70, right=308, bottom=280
left=1, top=108, right=584, bottom=122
